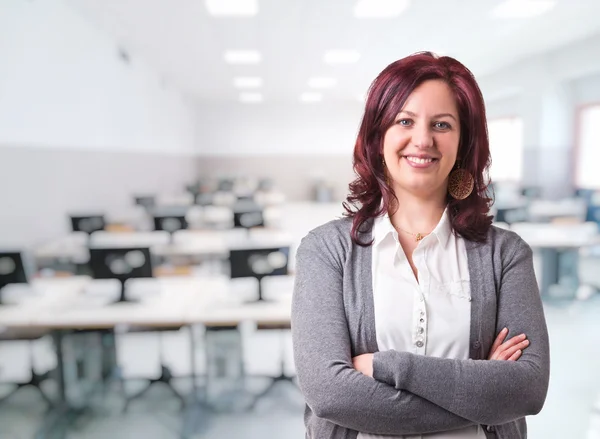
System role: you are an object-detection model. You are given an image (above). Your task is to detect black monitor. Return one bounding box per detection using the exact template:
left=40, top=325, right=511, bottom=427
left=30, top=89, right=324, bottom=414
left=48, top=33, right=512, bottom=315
left=521, top=186, right=542, bottom=199
left=153, top=215, right=188, bottom=233
left=134, top=196, right=155, bottom=209
left=195, top=192, right=214, bottom=206
left=71, top=215, right=106, bottom=234
left=88, top=247, right=153, bottom=303
left=0, top=252, right=28, bottom=305
left=217, top=178, right=235, bottom=192
left=234, top=211, right=264, bottom=229
left=229, top=247, right=289, bottom=302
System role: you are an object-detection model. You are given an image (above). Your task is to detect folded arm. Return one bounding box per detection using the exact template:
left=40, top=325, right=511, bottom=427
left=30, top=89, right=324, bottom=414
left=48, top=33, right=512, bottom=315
left=372, top=238, right=550, bottom=426
left=291, top=232, right=477, bottom=436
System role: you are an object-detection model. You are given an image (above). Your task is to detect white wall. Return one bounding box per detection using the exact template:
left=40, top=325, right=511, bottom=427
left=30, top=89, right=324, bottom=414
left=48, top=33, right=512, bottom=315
left=0, top=0, right=199, bottom=247
left=0, top=0, right=197, bottom=154
left=479, top=33, right=600, bottom=196
left=195, top=102, right=364, bottom=156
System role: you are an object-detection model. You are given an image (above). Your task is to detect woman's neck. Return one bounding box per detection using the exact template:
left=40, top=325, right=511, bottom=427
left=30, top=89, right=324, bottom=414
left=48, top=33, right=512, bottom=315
left=388, top=189, right=447, bottom=236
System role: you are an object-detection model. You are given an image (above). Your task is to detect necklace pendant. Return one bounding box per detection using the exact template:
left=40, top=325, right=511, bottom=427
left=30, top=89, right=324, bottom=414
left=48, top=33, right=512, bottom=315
left=415, top=233, right=423, bottom=242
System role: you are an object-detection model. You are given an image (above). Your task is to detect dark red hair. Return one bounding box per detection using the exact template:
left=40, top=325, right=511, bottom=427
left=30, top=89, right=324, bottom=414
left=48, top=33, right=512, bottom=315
left=343, top=52, right=493, bottom=245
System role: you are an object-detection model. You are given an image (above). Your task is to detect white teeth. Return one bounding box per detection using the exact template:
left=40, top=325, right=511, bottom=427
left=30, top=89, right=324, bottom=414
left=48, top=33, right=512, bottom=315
left=406, top=156, right=434, bottom=164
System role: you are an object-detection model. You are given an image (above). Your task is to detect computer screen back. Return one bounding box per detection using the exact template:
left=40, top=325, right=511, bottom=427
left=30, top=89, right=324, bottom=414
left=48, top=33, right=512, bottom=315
left=88, top=247, right=153, bottom=281
left=0, top=252, right=27, bottom=289
left=71, top=215, right=106, bottom=234
left=229, top=247, right=289, bottom=279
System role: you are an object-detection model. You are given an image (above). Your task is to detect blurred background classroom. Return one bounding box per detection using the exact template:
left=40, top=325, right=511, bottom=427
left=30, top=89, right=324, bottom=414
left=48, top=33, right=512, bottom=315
left=1, top=0, right=600, bottom=438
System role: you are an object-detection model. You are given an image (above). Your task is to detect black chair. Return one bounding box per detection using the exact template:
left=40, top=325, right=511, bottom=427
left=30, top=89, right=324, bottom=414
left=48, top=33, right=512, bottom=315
left=228, top=247, right=298, bottom=409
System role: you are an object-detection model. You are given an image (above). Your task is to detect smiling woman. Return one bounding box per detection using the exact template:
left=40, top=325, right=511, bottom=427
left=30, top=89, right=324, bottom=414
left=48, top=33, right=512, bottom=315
left=291, top=52, right=550, bottom=439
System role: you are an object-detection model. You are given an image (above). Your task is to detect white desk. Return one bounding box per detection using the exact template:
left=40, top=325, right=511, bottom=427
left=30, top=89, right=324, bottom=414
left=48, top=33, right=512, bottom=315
left=511, top=222, right=600, bottom=299
left=29, top=277, right=227, bottom=330
left=186, top=297, right=292, bottom=328
left=0, top=277, right=91, bottom=328
left=34, top=234, right=90, bottom=263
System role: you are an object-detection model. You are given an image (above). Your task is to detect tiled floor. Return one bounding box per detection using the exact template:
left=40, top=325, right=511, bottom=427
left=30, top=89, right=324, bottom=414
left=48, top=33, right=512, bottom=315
left=1, top=296, right=600, bottom=439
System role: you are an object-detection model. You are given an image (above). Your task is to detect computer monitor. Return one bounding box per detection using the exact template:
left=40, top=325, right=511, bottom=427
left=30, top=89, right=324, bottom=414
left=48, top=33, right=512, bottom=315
left=153, top=215, right=188, bottom=233
left=134, top=196, right=155, bottom=209
left=217, top=178, right=235, bottom=192
left=0, top=252, right=28, bottom=305
left=195, top=192, right=214, bottom=206
left=88, top=247, right=153, bottom=303
left=233, top=211, right=264, bottom=229
left=71, top=215, right=106, bottom=234
left=229, top=247, right=289, bottom=302
left=521, top=186, right=542, bottom=199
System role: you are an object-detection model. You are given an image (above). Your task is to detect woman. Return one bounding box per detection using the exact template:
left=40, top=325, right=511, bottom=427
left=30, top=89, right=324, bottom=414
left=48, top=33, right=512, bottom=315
left=291, top=52, right=550, bottom=439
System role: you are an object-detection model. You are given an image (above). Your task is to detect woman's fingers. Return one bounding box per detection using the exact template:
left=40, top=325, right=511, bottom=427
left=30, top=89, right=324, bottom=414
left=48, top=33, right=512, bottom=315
left=508, top=349, right=522, bottom=361
left=489, top=331, right=529, bottom=360
left=495, top=338, right=530, bottom=361
left=488, top=328, right=508, bottom=359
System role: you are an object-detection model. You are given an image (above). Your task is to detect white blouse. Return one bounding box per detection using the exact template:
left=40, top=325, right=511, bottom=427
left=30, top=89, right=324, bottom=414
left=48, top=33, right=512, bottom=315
left=358, top=209, right=485, bottom=439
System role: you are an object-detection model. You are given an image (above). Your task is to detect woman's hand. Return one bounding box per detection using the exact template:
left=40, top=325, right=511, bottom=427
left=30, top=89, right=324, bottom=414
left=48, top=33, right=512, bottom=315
left=353, top=353, right=374, bottom=377
left=488, top=328, right=529, bottom=361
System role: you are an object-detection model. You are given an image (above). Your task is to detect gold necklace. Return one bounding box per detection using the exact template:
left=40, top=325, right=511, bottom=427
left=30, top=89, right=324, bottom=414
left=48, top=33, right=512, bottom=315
left=392, top=224, right=428, bottom=242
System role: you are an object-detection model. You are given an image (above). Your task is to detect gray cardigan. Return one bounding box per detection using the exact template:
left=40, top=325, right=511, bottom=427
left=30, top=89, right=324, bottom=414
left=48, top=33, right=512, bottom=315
left=291, top=217, right=550, bottom=439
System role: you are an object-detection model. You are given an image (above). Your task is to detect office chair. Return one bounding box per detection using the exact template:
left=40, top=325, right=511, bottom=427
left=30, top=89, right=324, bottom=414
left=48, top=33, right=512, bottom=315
left=87, top=247, right=185, bottom=410
left=227, top=247, right=299, bottom=409
left=0, top=252, right=53, bottom=407
left=0, top=329, right=54, bottom=408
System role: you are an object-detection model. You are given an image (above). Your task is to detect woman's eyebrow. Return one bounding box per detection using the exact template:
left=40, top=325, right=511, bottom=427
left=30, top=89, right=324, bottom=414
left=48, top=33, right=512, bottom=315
left=399, top=110, right=457, bottom=121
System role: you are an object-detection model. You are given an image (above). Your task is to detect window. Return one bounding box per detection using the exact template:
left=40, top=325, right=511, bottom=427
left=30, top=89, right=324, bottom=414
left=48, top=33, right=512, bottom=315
left=487, top=117, right=523, bottom=182
left=576, top=105, right=600, bottom=189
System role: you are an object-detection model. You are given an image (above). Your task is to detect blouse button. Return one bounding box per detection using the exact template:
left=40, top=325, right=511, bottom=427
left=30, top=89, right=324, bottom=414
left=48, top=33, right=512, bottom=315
left=416, top=341, right=424, bottom=348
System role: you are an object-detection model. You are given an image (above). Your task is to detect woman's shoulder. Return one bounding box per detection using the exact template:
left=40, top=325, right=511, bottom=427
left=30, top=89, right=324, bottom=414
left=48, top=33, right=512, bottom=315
left=299, top=216, right=353, bottom=250
left=480, top=224, right=533, bottom=261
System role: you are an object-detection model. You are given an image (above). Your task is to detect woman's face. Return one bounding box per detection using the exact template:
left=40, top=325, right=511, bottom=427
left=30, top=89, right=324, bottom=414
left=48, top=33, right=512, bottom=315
left=382, top=79, right=461, bottom=199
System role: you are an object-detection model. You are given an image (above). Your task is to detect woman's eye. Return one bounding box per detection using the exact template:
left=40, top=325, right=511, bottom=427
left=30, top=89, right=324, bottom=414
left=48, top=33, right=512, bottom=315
left=434, top=121, right=451, bottom=129
left=397, top=119, right=412, bottom=126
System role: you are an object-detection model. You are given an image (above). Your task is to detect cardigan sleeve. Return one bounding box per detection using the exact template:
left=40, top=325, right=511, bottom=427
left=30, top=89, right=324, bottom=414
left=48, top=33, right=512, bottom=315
left=291, top=231, right=477, bottom=435
left=372, top=237, right=550, bottom=426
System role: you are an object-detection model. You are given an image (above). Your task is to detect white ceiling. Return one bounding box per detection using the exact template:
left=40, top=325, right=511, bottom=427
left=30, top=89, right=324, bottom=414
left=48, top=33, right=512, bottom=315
left=67, top=0, right=600, bottom=103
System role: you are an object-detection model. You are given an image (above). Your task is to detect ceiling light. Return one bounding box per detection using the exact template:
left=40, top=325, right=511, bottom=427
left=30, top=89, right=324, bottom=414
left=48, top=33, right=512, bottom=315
left=324, top=50, right=361, bottom=64
left=354, top=0, right=410, bottom=18
left=491, top=0, right=556, bottom=19
left=239, top=92, right=263, bottom=103
left=308, top=77, right=337, bottom=88
left=300, top=92, right=323, bottom=103
left=233, top=77, right=263, bottom=88
left=205, top=0, right=258, bottom=16
left=224, top=50, right=262, bottom=64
